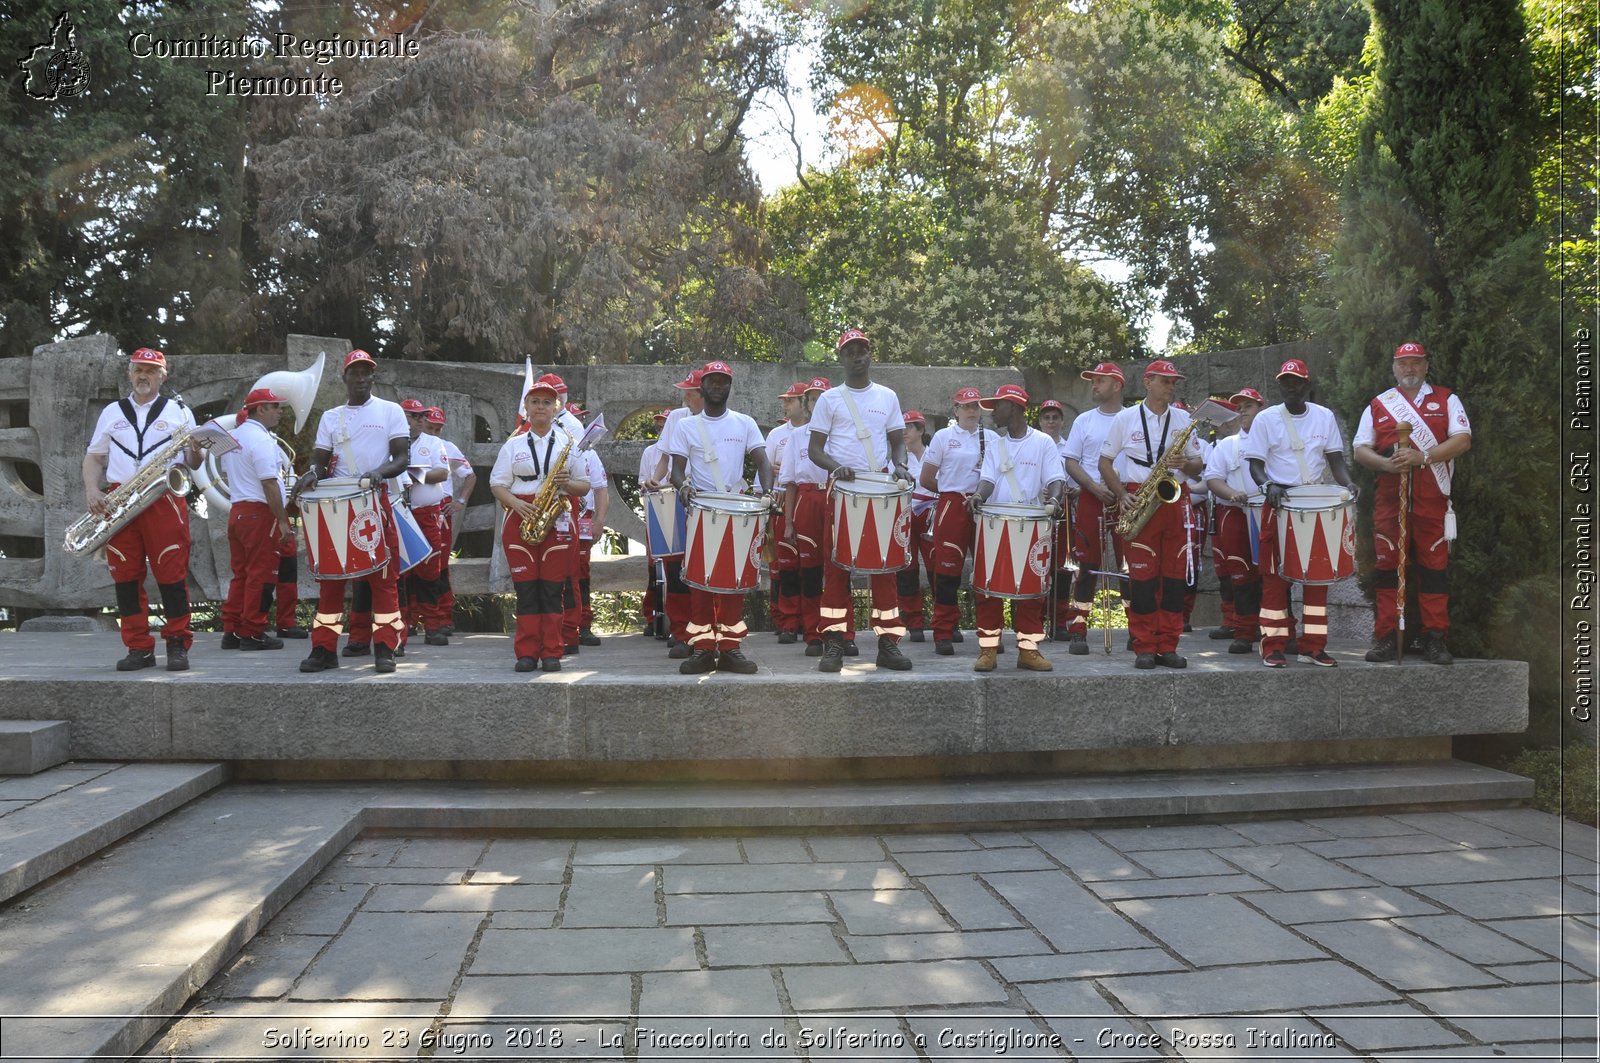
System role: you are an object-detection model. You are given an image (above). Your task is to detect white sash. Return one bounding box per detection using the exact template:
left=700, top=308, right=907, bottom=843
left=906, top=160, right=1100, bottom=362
left=839, top=388, right=885, bottom=473
left=1278, top=406, right=1317, bottom=486
left=996, top=435, right=1033, bottom=503
left=693, top=415, right=733, bottom=493
left=1376, top=389, right=1452, bottom=496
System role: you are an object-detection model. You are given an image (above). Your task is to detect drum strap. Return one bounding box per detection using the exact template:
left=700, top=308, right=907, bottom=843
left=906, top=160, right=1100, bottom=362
left=839, top=388, right=884, bottom=472
left=692, top=415, right=733, bottom=493
left=1277, top=406, right=1316, bottom=485
left=996, top=435, right=1031, bottom=504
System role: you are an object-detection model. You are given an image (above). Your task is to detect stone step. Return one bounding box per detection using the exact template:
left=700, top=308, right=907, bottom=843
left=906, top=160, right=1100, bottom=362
left=0, top=762, right=227, bottom=905
left=0, top=719, right=70, bottom=774
left=0, top=784, right=371, bottom=1063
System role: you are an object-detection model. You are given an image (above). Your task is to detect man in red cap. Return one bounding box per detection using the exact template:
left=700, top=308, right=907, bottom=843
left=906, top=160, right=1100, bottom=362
left=291, top=349, right=412, bottom=673
left=808, top=329, right=914, bottom=671
left=897, top=408, right=934, bottom=640
left=765, top=382, right=811, bottom=642
left=639, top=408, right=673, bottom=638
left=668, top=360, right=773, bottom=673
left=780, top=377, right=832, bottom=654
left=919, top=386, right=995, bottom=654
left=219, top=388, right=294, bottom=651
left=1035, top=397, right=1073, bottom=636
left=1203, top=388, right=1266, bottom=653
left=1243, top=359, right=1358, bottom=667
left=1062, top=362, right=1128, bottom=653
left=422, top=406, right=473, bottom=632
left=1099, top=360, right=1203, bottom=668
left=646, top=367, right=706, bottom=656
left=966, top=384, right=1066, bottom=671
left=400, top=399, right=453, bottom=647
left=81, top=346, right=203, bottom=671
left=1353, top=342, right=1471, bottom=664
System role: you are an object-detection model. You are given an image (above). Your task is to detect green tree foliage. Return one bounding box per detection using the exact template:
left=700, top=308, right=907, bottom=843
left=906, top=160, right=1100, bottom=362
left=254, top=1, right=783, bottom=364
left=1318, top=0, right=1558, bottom=677
left=1524, top=0, right=1598, bottom=316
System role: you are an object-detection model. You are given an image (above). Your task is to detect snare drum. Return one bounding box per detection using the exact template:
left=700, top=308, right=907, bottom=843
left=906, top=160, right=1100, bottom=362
left=974, top=503, right=1054, bottom=600
left=645, top=487, right=687, bottom=559
left=392, top=501, right=435, bottom=575
left=1243, top=493, right=1265, bottom=566
left=1274, top=485, right=1355, bottom=585
left=682, top=492, right=770, bottom=593
left=830, top=472, right=912, bottom=574
left=299, top=477, right=390, bottom=580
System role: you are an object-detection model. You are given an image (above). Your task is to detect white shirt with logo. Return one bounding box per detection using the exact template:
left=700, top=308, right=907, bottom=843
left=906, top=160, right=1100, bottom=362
left=1241, top=403, right=1345, bottom=486
left=981, top=428, right=1067, bottom=505
left=1203, top=430, right=1256, bottom=504
left=407, top=435, right=450, bottom=508
left=923, top=424, right=995, bottom=494
left=87, top=394, right=197, bottom=485
left=807, top=382, right=905, bottom=474
left=1100, top=403, right=1201, bottom=483
left=1064, top=407, right=1120, bottom=486
left=221, top=417, right=283, bottom=506
left=668, top=410, right=766, bottom=494
left=314, top=398, right=409, bottom=479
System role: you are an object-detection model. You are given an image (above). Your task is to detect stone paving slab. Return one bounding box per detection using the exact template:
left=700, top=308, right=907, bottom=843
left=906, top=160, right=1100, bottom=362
left=0, top=719, right=69, bottom=775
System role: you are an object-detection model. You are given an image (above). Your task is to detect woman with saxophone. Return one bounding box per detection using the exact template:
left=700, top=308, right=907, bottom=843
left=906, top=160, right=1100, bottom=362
left=1097, top=360, right=1205, bottom=670
left=81, top=346, right=202, bottom=673
left=489, top=377, right=589, bottom=673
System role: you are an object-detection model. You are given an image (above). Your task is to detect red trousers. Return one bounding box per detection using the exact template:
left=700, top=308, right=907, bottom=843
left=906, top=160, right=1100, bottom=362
left=312, top=491, right=402, bottom=652
left=104, top=486, right=192, bottom=651
left=976, top=594, right=1044, bottom=651
left=1065, top=492, right=1125, bottom=636
left=222, top=501, right=281, bottom=638
left=688, top=587, right=748, bottom=650
left=822, top=491, right=903, bottom=641
left=1211, top=503, right=1260, bottom=639
left=1122, top=484, right=1192, bottom=655
left=403, top=501, right=451, bottom=634
left=502, top=505, right=573, bottom=661
left=1373, top=490, right=1451, bottom=635
left=896, top=507, right=933, bottom=632
left=1260, top=505, right=1327, bottom=657
left=790, top=484, right=828, bottom=642
left=769, top=511, right=802, bottom=635
left=929, top=492, right=976, bottom=640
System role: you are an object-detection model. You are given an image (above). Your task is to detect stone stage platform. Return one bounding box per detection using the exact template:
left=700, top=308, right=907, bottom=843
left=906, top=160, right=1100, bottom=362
left=1, top=631, right=1526, bottom=783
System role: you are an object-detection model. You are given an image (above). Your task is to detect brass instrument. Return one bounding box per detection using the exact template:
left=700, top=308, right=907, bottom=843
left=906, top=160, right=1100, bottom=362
left=1116, top=421, right=1196, bottom=539
left=64, top=430, right=199, bottom=555
left=192, top=352, right=325, bottom=513
left=518, top=432, right=575, bottom=543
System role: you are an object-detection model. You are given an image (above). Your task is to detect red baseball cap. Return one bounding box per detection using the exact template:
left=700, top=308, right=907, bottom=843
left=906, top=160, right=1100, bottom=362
left=1172, top=400, right=1190, bottom=411
left=700, top=360, right=734, bottom=378
left=779, top=382, right=808, bottom=398
left=805, top=376, right=830, bottom=393
left=836, top=328, right=871, bottom=351
left=1277, top=359, right=1311, bottom=379
left=953, top=386, right=983, bottom=405
left=343, top=348, right=376, bottom=372
left=903, top=409, right=926, bottom=424
left=1210, top=397, right=1239, bottom=412
left=653, top=409, right=670, bottom=423
left=424, top=406, right=446, bottom=425
left=400, top=398, right=426, bottom=413
left=129, top=347, right=167, bottom=369
left=565, top=402, right=587, bottom=418
left=524, top=377, right=559, bottom=398
left=1144, top=360, right=1185, bottom=379
left=980, top=383, right=1029, bottom=409
left=1394, top=342, right=1427, bottom=360
left=537, top=372, right=567, bottom=393
left=673, top=368, right=704, bottom=390
left=1039, top=399, right=1065, bottom=413
left=1080, top=361, right=1125, bottom=383
left=1230, top=387, right=1265, bottom=405
left=243, top=386, right=286, bottom=409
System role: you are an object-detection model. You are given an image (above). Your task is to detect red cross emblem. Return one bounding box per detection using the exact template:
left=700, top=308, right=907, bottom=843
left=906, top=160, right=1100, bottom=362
left=349, top=509, right=382, bottom=553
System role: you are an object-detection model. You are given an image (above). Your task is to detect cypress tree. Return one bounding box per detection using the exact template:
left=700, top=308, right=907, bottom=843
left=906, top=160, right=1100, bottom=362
left=1320, top=0, right=1558, bottom=725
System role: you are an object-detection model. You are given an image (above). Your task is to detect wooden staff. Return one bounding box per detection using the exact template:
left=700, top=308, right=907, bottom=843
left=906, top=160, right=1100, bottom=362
left=1395, top=422, right=1413, bottom=663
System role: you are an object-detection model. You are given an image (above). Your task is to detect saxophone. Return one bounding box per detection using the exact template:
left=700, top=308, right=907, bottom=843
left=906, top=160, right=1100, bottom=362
left=1116, top=419, right=1197, bottom=539
left=64, top=429, right=198, bottom=555
left=518, top=432, right=575, bottom=543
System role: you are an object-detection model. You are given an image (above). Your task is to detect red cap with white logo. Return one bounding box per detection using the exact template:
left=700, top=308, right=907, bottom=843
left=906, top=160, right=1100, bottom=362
left=244, top=387, right=286, bottom=409
left=1144, top=360, right=1185, bottom=379
left=953, top=386, right=983, bottom=405
left=805, top=376, right=830, bottom=393
left=1230, top=387, right=1265, bottom=405
left=701, top=360, right=734, bottom=378
left=1394, top=342, right=1427, bottom=360
left=836, top=328, right=871, bottom=351
left=903, top=409, right=926, bottom=424
left=980, top=383, right=1030, bottom=409
left=673, top=368, right=704, bottom=390
left=129, top=347, right=167, bottom=369
left=1080, top=361, right=1125, bottom=383
left=424, top=407, right=446, bottom=425
left=343, top=349, right=376, bottom=372
left=1277, top=359, right=1311, bottom=379
left=1039, top=399, right=1065, bottom=413
left=400, top=399, right=426, bottom=413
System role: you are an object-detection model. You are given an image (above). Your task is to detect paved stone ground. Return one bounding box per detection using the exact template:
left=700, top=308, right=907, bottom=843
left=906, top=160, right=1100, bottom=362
left=143, top=811, right=1599, bottom=1061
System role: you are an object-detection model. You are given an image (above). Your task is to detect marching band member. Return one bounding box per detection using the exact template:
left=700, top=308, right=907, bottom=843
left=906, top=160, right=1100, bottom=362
left=1036, top=398, right=1074, bottom=638
left=292, top=349, right=411, bottom=674
left=81, top=346, right=202, bottom=672
left=652, top=368, right=705, bottom=657
left=779, top=377, right=831, bottom=656
left=765, top=383, right=809, bottom=643
left=1063, top=362, right=1127, bottom=655
left=1099, top=360, right=1203, bottom=669
left=1174, top=400, right=1210, bottom=632
left=423, top=406, right=472, bottom=634
left=1243, top=359, right=1358, bottom=668
left=807, top=328, right=914, bottom=673
left=967, top=384, right=1067, bottom=672
left=639, top=409, right=671, bottom=639
left=1353, top=342, right=1471, bottom=665
left=668, top=360, right=773, bottom=674
left=401, top=400, right=453, bottom=646
left=919, top=386, right=993, bottom=656
left=219, top=388, right=294, bottom=651
left=568, top=407, right=607, bottom=649
left=896, top=410, right=934, bottom=642
left=1203, top=388, right=1265, bottom=654
left=490, top=377, right=589, bottom=672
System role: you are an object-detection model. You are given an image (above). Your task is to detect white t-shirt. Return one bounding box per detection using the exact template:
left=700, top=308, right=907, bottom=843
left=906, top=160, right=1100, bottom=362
left=406, top=434, right=450, bottom=508
left=905, top=450, right=936, bottom=511
left=640, top=440, right=664, bottom=485
left=314, top=398, right=409, bottom=479
left=1064, top=407, right=1120, bottom=486
left=1100, top=402, right=1201, bottom=483
left=578, top=448, right=607, bottom=514
left=438, top=437, right=471, bottom=499
left=922, top=424, right=994, bottom=494
left=1351, top=383, right=1472, bottom=447
left=1203, top=430, right=1257, bottom=504
left=490, top=426, right=575, bottom=532
left=807, top=382, right=904, bottom=474
left=653, top=406, right=695, bottom=482
left=778, top=428, right=828, bottom=488
left=221, top=417, right=283, bottom=505
left=1241, top=403, right=1345, bottom=486
left=87, top=394, right=197, bottom=485
left=668, top=410, right=766, bottom=494
left=981, top=428, right=1067, bottom=505
left=766, top=422, right=796, bottom=482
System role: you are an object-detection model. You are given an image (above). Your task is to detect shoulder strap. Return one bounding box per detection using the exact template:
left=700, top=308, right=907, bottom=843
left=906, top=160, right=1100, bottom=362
left=692, top=416, right=732, bottom=493
left=1277, top=406, right=1316, bottom=485
left=838, top=388, right=884, bottom=472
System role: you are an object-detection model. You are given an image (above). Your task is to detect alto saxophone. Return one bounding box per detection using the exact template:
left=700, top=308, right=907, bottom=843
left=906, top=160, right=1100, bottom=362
left=64, top=429, right=199, bottom=555
left=519, top=432, right=575, bottom=543
left=1116, top=419, right=1197, bottom=539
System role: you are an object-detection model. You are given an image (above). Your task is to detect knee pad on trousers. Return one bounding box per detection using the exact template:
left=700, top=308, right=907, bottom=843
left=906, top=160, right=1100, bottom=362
left=665, top=562, right=688, bottom=595
left=779, top=569, right=801, bottom=597
left=1160, top=577, right=1187, bottom=614
left=896, top=567, right=919, bottom=596
left=513, top=580, right=540, bottom=615
left=1233, top=579, right=1262, bottom=616
left=1418, top=565, right=1450, bottom=594
left=277, top=553, right=297, bottom=582
left=158, top=580, right=189, bottom=619
left=1217, top=574, right=1234, bottom=604
left=934, top=573, right=960, bottom=606
left=536, top=578, right=566, bottom=615
left=1128, top=578, right=1158, bottom=615
left=114, top=580, right=142, bottom=618
left=352, top=581, right=373, bottom=613
left=1373, top=568, right=1399, bottom=589
left=259, top=584, right=275, bottom=613
left=800, top=566, right=822, bottom=597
